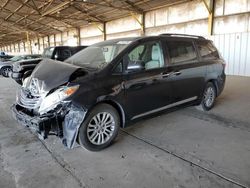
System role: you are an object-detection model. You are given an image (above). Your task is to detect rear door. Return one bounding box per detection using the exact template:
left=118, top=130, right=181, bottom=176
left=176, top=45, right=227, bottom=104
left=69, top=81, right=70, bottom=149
left=164, top=38, right=206, bottom=102
left=195, top=40, right=223, bottom=74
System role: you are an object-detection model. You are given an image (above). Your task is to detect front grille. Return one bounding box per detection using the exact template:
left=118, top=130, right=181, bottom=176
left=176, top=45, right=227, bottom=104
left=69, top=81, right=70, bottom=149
left=17, top=88, right=42, bottom=109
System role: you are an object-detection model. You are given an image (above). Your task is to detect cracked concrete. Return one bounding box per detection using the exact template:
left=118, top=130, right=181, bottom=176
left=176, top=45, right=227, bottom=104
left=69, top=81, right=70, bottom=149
left=0, top=76, right=249, bottom=188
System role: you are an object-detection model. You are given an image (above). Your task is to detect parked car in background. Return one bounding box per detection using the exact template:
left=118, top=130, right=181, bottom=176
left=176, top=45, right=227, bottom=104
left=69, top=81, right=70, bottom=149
left=11, top=46, right=87, bottom=84
left=12, top=34, right=226, bottom=151
left=0, top=52, right=14, bottom=62
left=0, top=54, right=41, bottom=77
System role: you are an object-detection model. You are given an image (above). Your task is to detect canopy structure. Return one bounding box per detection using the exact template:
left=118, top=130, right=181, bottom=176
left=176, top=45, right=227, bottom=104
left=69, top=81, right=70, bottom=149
left=0, top=0, right=190, bottom=46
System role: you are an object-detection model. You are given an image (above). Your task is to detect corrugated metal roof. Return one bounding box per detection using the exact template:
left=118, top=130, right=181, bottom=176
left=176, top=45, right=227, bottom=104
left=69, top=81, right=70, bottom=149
left=0, top=0, right=191, bottom=45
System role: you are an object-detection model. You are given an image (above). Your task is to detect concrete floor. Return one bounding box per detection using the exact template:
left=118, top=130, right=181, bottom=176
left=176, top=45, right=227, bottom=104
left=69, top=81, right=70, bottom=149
left=0, top=76, right=249, bottom=188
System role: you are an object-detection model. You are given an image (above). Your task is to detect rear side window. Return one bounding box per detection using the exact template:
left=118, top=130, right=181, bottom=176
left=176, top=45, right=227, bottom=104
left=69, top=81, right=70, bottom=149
left=166, top=41, right=197, bottom=64
left=196, top=41, right=219, bottom=60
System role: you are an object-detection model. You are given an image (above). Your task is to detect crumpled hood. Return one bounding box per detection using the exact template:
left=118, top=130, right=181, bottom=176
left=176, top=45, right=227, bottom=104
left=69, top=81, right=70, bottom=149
left=27, top=59, right=87, bottom=93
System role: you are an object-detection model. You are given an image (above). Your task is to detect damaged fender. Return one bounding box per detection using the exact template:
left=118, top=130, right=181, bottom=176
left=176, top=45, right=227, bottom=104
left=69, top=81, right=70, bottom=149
left=62, top=104, right=87, bottom=149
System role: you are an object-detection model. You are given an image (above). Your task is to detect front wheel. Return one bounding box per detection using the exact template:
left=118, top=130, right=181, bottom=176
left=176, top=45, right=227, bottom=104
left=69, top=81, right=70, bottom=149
left=198, top=82, right=216, bottom=111
left=78, top=104, right=120, bottom=151
left=1, top=67, right=12, bottom=77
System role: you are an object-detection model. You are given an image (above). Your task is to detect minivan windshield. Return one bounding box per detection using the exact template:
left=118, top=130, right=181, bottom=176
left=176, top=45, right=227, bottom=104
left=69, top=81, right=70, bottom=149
left=65, top=40, right=132, bottom=69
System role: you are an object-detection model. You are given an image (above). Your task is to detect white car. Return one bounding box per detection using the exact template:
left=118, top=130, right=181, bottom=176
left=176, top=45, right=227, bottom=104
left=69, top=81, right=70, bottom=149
left=0, top=54, right=41, bottom=77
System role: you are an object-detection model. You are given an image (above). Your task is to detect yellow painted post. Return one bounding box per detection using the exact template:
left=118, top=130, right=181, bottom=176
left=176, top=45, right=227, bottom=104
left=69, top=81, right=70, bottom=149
left=130, top=12, right=145, bottom=36
left=202, top=0, right=215, bottom=36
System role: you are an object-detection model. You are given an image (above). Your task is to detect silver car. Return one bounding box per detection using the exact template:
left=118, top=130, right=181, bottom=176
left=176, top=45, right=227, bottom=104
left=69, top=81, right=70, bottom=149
left=0, top=54, right=41, bottom=77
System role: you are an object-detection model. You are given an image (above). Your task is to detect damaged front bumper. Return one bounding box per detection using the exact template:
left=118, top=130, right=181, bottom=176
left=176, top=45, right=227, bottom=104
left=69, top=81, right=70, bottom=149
left=11, top=103, right=86, bottom=149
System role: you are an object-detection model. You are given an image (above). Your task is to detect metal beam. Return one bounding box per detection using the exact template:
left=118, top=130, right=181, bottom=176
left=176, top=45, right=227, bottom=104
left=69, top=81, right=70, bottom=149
left=103, top=22, right=106, bottom=41
left=124, top=0, right=143, bottom=14
left=72, top=3, right=104, bottom=23
left=3, top=0, right=30, bottom=21
left=26, top=31, right=32, bottom=54
left=202, top=0, right=215, bottom=35
left=75, top=0, right=140, bottom=13
left=92, top=22, right=106, bottom=41
left=76, top=27, right=81, bottom=45
left=130, top=12, right=145, bottom=36
left=0, top=18, right=41, bottom=35
left=1, top=6, right=62, bottom=33
left=41, top=1, right=71, bottom=16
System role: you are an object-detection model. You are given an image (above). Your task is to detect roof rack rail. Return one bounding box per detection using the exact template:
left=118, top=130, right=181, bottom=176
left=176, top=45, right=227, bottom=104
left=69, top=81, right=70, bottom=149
left=160, top=33, right=205, bottom=39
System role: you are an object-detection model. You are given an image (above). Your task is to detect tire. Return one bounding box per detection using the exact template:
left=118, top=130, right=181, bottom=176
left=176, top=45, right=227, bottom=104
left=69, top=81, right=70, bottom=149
left=78, top=104, right=120, bottom=151
left=15, top=79, right=22, bottom=85
left=1, top=66, right=12, bottom=77
left=198, top=82, right=216, bottom=111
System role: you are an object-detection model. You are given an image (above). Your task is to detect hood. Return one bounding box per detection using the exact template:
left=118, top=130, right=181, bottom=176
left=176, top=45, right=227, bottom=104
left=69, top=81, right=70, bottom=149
left=0, top=60, right=12, bottom=65
left=17, top=58, right=42, bottom=66
left=27, top=59, right=88, bottom=93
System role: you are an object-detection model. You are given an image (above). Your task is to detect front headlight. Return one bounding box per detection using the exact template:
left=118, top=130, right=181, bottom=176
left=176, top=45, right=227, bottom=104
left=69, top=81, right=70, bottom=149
left=16, top=65, right=22, bottom=71
left=13, top=62, right=22, bottom=72
left=38, top=85, right=79, bottom=114
left=22, top=76, right=31, bottom=88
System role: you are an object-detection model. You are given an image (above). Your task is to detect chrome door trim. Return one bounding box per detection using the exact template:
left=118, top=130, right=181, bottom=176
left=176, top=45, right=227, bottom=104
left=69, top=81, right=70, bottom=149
left=131, top=96, right=198, bottom=120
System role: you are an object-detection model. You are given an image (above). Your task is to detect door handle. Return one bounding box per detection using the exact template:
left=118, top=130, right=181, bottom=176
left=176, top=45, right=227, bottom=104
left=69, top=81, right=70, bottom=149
left=161, top=71, right=181, bottom=78
left=161, top=73, right=171, bottom=78
left=173, top=71, right=181, bottom=76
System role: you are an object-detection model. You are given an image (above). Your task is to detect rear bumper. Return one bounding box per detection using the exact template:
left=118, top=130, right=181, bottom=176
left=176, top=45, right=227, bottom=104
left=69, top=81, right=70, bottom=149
left=217, top=73, right=226, bottom=96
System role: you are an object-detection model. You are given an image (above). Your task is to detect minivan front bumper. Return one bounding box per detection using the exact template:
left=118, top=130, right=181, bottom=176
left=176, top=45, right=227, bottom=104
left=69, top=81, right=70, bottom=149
left=11, top=103, right=86, bottom=149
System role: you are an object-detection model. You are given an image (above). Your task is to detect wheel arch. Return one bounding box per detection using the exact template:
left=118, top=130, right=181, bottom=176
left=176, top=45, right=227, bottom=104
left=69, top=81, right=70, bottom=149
left=207, top=79, right=219, bottom=97
left=0, top=65, right=12, bottom=76
left=0, top=65, right=12, bottom=70
left=90, top=100, right=126, bottom=128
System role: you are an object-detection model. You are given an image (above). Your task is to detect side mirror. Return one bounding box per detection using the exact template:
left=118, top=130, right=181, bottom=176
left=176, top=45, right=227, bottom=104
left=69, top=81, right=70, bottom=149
left=127, top=61, right=144, bottom=72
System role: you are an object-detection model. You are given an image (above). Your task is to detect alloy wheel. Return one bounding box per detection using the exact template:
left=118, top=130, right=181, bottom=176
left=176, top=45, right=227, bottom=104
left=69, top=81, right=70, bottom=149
left=2, top=67, right=11, bottom=77
left=87, top=112, right=115, bottom=145
left=204, top=86, right=215, bottom=107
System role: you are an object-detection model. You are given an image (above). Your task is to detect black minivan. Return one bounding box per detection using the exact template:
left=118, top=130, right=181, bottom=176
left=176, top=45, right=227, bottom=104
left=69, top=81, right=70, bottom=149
left=12, top=34, right=226, bottom=151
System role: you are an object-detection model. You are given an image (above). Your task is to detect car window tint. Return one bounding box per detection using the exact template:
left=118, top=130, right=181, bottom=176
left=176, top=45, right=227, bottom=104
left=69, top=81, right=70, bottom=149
left=128, top=45, right=145, bottom=61
left=62, top=49, right=71, bottom=59
left=196, top=41, right=219, bottom=60
left=127, top=41, right=164, bottom=70
left=113, top=62, right=123, bottom=73
left=167, top=41, right=197, bottom=64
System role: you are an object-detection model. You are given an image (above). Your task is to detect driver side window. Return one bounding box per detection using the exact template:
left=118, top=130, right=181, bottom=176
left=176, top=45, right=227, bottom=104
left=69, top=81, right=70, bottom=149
left=126, top=41, right=164, bottom=71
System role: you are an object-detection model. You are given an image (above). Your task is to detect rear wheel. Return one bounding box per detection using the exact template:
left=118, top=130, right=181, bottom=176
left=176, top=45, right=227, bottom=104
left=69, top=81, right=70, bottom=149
left=1, top=66, right=12, bottom=77
left=78, top=104, right=120, bottom=151
left=198, top=82, right=216, bottom=111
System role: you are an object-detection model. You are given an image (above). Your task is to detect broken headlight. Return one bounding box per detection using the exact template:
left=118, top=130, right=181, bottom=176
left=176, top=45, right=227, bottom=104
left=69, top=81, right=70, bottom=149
left=38, top=85, right=79, bottom=115
left=22, top=76, right=31, bottom=88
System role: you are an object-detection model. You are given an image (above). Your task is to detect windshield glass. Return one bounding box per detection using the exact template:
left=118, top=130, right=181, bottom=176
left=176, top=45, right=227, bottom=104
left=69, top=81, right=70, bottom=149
left=10, top=55, right=23, bottom=62
left=42, top=47, right=54, bottom=58
left=65, top=40, right=132, bottom=69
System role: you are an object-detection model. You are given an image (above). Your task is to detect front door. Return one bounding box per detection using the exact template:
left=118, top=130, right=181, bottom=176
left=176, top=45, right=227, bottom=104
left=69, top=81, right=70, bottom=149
left=123, top=40, right=174, bottom=120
